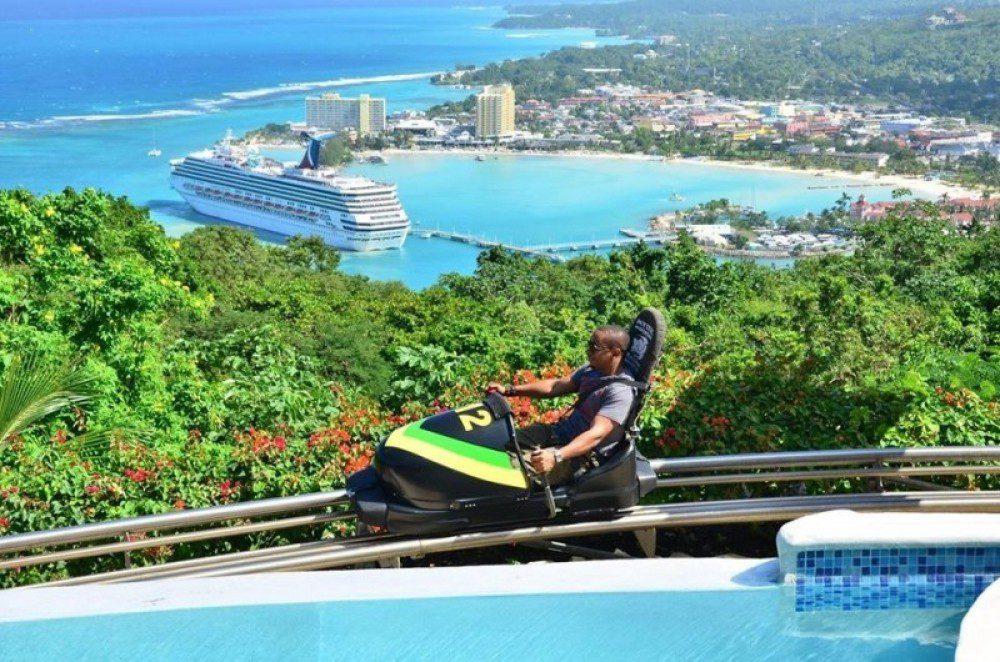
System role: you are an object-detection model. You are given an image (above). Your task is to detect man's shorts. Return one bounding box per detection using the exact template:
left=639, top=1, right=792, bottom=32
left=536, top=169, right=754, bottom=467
left=513, top=423, right=581, bottom=486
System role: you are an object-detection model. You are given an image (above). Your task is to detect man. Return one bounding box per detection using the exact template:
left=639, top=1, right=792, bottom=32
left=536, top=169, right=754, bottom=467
left=487, top=325, right=636, bottom=485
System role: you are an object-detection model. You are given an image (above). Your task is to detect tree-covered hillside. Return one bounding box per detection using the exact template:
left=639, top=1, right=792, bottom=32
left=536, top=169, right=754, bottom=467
left=461, top=7, right=1000, bottom=121
left=498, top=0, right=996, bottom=33
left=0, top=187, right=997, bottom=584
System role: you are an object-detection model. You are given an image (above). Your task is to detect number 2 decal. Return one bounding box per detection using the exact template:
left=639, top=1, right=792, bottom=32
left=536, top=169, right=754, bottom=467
left=458, top=407, right=492, bottom=432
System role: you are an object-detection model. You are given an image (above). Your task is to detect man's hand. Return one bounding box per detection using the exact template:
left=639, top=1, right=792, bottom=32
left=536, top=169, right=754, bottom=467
left=485, top=382, right=505, bottom=396
left=530, top=448, right=557, bottom=474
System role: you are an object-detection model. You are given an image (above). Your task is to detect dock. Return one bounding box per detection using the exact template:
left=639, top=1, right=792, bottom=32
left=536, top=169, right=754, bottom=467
left=416, top=228, right=678, bottom=261
left=806, top=183, right=893, bottom=190
left=417, top=230, right=567, bottom=262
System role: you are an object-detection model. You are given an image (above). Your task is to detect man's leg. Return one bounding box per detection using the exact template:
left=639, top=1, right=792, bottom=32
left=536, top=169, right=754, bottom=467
left=515, top=423, right=557, bottom=449
left=514, top=423, right=575, bottom=486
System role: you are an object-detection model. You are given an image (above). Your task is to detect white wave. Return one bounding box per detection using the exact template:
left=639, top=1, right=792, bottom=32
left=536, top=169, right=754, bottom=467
left=2, top=71, right=444, bottom=132
left=221, top=71, right=443, bottom=101
left=0, top=109, right=205, bottom=130
left=191, top=97, right=233, bottom=111
left=50, top=109, right=203, bottom=123
left=505, top=33, right=544, bottom=39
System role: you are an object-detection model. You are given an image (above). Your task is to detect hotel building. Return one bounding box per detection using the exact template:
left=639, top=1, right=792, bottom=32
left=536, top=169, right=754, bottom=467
left=305, top=93, right=386, bottom=136
left=475, top=84, right=515, bottom=138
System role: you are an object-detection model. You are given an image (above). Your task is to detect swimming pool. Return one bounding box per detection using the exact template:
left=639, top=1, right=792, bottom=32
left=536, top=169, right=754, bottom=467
left=0, top=560, right=962, bottom=661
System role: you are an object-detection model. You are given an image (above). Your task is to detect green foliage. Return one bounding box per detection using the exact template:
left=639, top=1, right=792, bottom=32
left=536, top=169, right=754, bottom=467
left=389, top=345, right=466, bottom=406
left=319, top=137, right=353, bottom=167
left=237, top=122, right=302, bottom=145
left=0, top=354, right=96, bottom=445
left=465, top=6, right=1000, bottom=123
left=0, top=187, right=997, bottom=584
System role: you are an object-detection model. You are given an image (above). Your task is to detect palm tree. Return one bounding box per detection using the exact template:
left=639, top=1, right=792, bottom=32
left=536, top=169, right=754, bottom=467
left=0, top=354, right=98, bottom=447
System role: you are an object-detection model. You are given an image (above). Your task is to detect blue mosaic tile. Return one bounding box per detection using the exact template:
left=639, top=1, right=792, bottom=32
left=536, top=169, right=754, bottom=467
left=793, top=545, right=1000, bottom=612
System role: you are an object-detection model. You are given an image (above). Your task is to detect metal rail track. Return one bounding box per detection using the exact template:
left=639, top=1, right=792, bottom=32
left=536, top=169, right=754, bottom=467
left=4, top=446, right=1000, bottom=586
left=41, top=490, right=1000, bottom=586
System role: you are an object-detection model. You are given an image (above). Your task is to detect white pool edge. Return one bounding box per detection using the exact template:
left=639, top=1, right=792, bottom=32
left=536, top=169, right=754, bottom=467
left=956, top=577, right=1000, bottom=661
left=0, top=557, right=778, bottom=624
left=777, top=510, right=1000, bottom=580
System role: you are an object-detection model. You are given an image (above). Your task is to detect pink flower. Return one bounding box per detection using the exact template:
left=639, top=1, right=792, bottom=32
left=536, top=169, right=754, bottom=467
left=85, top=485, right=100, bottom=495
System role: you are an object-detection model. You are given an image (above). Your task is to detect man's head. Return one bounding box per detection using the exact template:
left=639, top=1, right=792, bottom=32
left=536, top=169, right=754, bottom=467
left=586, top=325, right=630, bottom=375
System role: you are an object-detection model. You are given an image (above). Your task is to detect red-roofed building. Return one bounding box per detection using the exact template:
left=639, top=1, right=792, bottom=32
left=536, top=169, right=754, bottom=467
left=946, top=197, right=1000, bottom=211
left=948, top=211, right=974, bottom=227
left=689, top=112, right=734, bottom=128
left=850, top=195, right=898, bottom=221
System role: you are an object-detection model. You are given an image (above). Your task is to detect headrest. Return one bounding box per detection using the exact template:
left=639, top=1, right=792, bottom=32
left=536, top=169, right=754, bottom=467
left=622, top=307, right=666, bottom=385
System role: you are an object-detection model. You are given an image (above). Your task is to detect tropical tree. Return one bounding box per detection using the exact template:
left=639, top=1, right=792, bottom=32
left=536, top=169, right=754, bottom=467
left=0, top=354, right=97, bottom=447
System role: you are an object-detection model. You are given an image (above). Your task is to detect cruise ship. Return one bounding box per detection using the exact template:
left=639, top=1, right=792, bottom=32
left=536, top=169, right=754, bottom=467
left=170, top=133, right=409, bottom=251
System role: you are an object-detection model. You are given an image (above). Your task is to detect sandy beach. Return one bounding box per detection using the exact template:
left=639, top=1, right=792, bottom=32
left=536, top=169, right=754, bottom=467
left=673, top=156, right=981, bottom=201
left=382, top=147, right=981, bottom=201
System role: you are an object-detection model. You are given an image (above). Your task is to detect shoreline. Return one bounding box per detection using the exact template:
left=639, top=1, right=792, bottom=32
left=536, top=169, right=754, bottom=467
left=676, top=157, right=981, bottom=202
left=379, top=147, right=981, bottom=200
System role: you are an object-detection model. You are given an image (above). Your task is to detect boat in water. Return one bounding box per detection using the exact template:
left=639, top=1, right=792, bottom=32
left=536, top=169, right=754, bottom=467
left=147, top=148, right=162, bottom=157
left=170, top=132, right=410, bottom=251
left=669, top=192, right=685, bottom=202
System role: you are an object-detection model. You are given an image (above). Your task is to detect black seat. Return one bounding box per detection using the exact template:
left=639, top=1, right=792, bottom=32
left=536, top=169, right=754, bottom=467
left=574, top=307, right=665, bottom=483
left=618, top=306, right=666, bottom=443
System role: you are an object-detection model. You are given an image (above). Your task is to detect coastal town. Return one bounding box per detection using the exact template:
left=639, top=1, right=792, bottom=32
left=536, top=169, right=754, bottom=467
left=247, top=59, right=1000, bottom=259
left=5, top=1, right=1000, bottom=654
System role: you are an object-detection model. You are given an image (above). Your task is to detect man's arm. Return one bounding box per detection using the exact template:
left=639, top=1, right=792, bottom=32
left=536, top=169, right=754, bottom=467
left=488, top=374, right=577, bottom=399
left=530, top=415, right=618, bottom=474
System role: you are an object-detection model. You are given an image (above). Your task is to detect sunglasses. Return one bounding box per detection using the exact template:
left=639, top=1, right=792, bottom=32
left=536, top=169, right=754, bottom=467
left=586, top=340, right=609, bottom=353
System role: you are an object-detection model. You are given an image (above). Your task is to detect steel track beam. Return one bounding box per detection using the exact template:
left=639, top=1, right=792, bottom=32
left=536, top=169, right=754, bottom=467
left=40, top=490, right=1000, bottom=586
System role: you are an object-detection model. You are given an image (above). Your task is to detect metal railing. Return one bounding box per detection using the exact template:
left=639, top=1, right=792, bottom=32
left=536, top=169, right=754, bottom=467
left=4, top=446, right=1000, bottom=586
left=0, top=491, right=349, bottom=575
left=648, top=447, right=1000, bottom=489
left=43, top=491, right=1000, bottom=586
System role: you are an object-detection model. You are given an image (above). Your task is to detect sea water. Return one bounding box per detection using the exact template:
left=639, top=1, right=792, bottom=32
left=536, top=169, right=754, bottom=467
left=340, top=153, right=897, bottom=287
left=1, top=3, right=896, bottom=289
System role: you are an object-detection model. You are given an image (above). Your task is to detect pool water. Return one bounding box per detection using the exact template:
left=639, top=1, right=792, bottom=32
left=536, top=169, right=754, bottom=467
left=0, top=587, right=961, bottom=661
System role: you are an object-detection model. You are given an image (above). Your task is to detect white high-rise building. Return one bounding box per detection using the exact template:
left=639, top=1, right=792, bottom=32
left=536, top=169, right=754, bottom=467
left=305, top=93, right=386, bottom=135
left=475, top=84, right=515, bottom=138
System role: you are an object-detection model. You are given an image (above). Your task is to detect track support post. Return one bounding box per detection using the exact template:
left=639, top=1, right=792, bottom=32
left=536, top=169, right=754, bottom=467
left=633, top=527, right=657, bottom=558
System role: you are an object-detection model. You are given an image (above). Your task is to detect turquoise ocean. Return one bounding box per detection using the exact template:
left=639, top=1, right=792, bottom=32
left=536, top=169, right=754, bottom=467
left=1, top=2, right=901, bottom=288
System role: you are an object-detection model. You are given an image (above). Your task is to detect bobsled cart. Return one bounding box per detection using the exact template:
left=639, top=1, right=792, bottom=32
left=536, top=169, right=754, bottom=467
left=346, top=307, right=665, bottom=535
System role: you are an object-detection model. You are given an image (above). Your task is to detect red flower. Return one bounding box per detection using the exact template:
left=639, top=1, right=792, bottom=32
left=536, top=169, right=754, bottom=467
left=219, top=479, right=241, bottom=501
left=123, top=468, right=153, bottom=483
left=308, top=428, right=350, bottom=448
left=0, top=517, right=9, bottom=529
left=85, top=485, right=100, bottom=495
left=174, top=499, right=186, bottom=510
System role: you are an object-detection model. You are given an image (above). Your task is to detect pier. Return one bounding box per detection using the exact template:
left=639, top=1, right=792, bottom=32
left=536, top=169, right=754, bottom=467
left=806, top=183, right=893, bottom=190
left=417, top=230, right=567, bottom=262
left=417, top=228, right=679, bottom=260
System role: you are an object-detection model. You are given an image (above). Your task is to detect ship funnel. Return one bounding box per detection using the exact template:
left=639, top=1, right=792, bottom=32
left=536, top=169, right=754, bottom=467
left=298, top=132, right=338, bottom=170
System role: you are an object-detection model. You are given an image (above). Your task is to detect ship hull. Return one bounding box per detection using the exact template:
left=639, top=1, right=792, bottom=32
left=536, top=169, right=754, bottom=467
left=171, top=179, right=407, bottom=252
